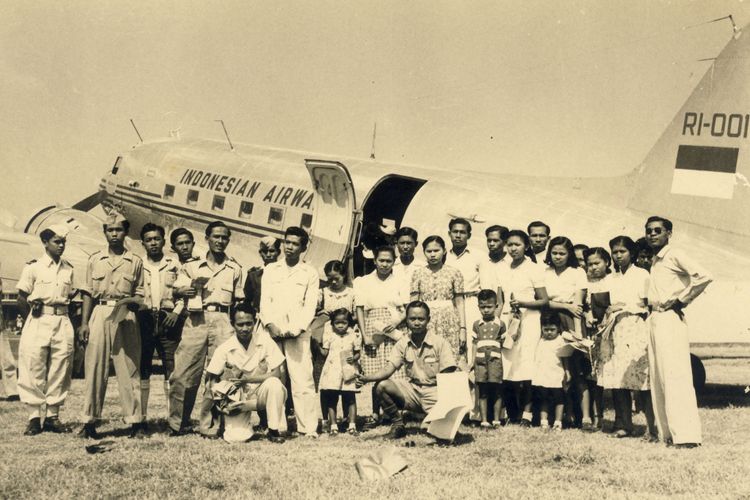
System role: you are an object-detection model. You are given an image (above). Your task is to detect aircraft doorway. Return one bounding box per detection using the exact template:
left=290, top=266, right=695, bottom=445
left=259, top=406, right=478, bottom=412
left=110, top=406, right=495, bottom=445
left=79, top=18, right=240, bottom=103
left=353, top=174, right=426, bottom=277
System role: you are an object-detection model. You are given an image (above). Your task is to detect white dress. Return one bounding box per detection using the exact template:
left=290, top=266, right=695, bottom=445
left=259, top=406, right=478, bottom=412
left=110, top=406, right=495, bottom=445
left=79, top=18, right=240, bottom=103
left=501, top=258, right=546, bottom=381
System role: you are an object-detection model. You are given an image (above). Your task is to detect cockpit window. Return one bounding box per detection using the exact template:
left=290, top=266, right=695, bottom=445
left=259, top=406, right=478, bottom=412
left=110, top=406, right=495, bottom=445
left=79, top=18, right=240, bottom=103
left=111, top=156, right=122, bottom=175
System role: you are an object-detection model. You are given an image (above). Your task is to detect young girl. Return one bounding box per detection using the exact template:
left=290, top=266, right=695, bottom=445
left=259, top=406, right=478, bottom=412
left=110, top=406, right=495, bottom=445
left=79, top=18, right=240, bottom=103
left=532, top=310, right=574, bottom=431
left=582, top=247, right=612, bottom=432
left=543, top=236, right=587, bottom=427
left=602, top=236, right=656, bottom=440
left=499, top=230, right=549, bottom=426
left=319, top=308, right=362, bottom=435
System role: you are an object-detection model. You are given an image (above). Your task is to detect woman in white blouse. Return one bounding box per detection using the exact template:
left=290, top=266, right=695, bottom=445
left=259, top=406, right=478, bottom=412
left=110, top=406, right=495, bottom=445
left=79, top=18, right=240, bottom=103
left=354, top=246, right=407, bottom=423
left=601, top=236, right=656, bottom=440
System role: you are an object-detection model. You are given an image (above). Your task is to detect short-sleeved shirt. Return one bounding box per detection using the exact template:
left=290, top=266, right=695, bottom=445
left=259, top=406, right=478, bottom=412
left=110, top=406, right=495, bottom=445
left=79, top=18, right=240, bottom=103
left=83, top=249, right=144, bottom=300
left=446, top=247, right=481, bottom=293
left=543, top=266, right=587, bottom=304
left=206, top=330, right=285, bottom=394
left=143, top=255, right=182, bottom=312
left=176, top=254, right=244, bottom=306
left=16, top=254, right=75, bottom=306
left=354, top=272, right=408, bottom=311
left=609, top=266, right=649, bottom=313
left=647, top=244, right=712, bottom=308
left=388, top=331, right=456, bottom=386
left=472, top=318, right=506, bottom=365
left=532, top=336, right=574, bottom=388
left=501, top=258, right=545, bottom=302
left=479, top=256, right=509, bottom=293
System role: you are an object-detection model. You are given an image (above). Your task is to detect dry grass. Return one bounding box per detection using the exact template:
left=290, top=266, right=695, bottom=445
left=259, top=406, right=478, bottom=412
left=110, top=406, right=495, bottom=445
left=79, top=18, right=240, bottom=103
left=0, top=358, right=748, bottom=499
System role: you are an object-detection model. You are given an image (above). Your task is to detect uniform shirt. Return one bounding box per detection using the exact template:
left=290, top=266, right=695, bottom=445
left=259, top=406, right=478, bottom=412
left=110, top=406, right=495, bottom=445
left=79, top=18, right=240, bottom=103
left=501, top=258, right=545, bottom=303
left=354, top=272, right=409, bottom=311
left=388, top=331, right=456, bottom=386
left=16, top=254, right=75, bottom=306
left=472, top=318, right=505, bottom=366
left=83, top=249, right=144, bottom=300
left=177, top=254, right=244, bottom=306
left=206, top=329, right=285, bottom=395
left=543, top=266, right=587, bottom=304
left=143, top=255, right=183, bottom=313
left=647, top=244, right=712, bottom=309
left=479, top=255, right=509, bottom=293
left=260, top=259, right=319, bottom=335
left=446, top=247, right=481, bottom=294
left=532, top=335, right=574, bottom=388
left=609, top=265, right=649, bottom=314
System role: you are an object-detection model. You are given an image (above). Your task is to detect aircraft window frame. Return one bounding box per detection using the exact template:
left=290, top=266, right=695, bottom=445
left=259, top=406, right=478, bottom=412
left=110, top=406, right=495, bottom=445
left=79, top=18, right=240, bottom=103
left=163, top=184, right=175, bottom=200
left=212, top=195, right=225, bottom=212
left=268, top=207, right=285, bottom=227
left=186, top=189, right=200, bottom=207
left=300, top=213, right=313, bottom=230
left=238, top=201, right=254, bottom=219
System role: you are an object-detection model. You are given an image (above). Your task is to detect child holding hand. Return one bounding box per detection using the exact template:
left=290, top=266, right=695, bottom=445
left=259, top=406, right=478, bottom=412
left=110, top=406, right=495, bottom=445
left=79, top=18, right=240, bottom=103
left=473, top=289, right=508, bottom=429
left=319, top=308, right=362, bottom=435
left=532, top=310, right=574, bottom=431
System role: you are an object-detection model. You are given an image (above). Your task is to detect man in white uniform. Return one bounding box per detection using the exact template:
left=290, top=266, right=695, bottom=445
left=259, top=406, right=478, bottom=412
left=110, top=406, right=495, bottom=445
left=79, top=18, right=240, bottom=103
left=260, top=226, right=319, bottom=436
left=16, top=224, right=75, bottom=435
left=645, top=216, right=712, bottom=448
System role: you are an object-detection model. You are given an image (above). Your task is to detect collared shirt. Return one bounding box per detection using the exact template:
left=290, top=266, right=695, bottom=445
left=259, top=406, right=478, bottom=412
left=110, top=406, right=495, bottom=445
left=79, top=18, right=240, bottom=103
left=479, top=255, right=509, bottom=293
left=609, top=265, right=649, bottom=313
left=648, top=244, right=712, bottom=308
left=543, top=266, right=587, bottom=304
left=83, top=249, right=144, bottom=300
left=143, top=255, right=183, bottom=313
left=354, top=271, right=409, bottom=311
left=500, top=257, right=545, bottom=302
left=446, top=247, right=481, bottom=293
left=176, top=254, right=244, bottom=306
left=206, top=329, right=286, bottom=394
left=388, top=331, right=456, bottom=386
left=260, top=259, right=319, bottom=335
left=17, top=254, right=75, bottom=306
left=473, top=318, right=506, bottom=364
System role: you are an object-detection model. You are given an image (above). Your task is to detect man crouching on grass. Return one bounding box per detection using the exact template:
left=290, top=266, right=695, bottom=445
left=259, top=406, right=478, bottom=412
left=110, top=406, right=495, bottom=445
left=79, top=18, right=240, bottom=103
left=205, top=303, right=286, bottom=443
left=356, top=301, right=457, bottom=439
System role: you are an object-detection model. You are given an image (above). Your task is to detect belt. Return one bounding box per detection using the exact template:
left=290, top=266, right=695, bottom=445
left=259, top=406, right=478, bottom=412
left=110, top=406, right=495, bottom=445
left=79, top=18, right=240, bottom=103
left=203, top=303, right=230, bottom=313
left=96, top=299, right=121, bottom=307
left=41, top=305, right=68, bottom=316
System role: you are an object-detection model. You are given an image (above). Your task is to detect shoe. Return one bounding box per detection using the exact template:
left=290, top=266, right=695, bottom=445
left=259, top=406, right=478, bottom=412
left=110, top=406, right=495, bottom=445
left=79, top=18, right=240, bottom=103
left=363, top=414, right=381, bottom=430
left=581, top=421, right=594, bottom=433
left=200, top=433, right=221, bottom=440
left=540, top=424, right=550, bottom=431
left=267, top=430, right=285, bottom=444
left=673, top=442, right=700, bottom=449
left=387, top=424, right=407, bottom=439
left=128, top=423, right=148, bottom=439
left=480, top=421, right=491, bottom=429
left=519, top=419, right=532, bottom=428
left=552, top=424, right=563, bottom=433
left=168, top=428, right=190, bottom=437
left=78, top=423, right=101, bottom=440
left=329, top=428, right=338, bottom=436
left=491, top=420, right=502, bottom=429
left=641, top=433, right=659, bottom=443
left=42, top=417, right=70, bottom=433
left=348, top=426, right=359, bottom=436
left=24, top=418, right=42, bottom=436
left=612, top=429, right=631, bottom=439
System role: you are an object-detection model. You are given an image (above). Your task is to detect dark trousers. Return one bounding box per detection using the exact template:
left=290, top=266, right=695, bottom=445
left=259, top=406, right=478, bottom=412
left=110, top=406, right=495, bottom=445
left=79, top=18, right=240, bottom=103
left=137, top=309, right=182, bottom=380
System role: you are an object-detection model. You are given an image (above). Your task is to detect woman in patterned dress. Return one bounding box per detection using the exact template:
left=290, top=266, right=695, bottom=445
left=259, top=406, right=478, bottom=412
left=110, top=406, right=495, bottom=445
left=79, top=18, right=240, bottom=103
left=410, top=235, right=467, bottom=359
left=601, top=236, right=656, bottom=439
left=354, top=246, right=408, bottom=422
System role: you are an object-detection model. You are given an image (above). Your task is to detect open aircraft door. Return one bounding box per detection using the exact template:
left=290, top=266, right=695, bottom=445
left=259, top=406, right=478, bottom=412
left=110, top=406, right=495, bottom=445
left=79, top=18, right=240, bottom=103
left=304, top=160, right=360, bottom=274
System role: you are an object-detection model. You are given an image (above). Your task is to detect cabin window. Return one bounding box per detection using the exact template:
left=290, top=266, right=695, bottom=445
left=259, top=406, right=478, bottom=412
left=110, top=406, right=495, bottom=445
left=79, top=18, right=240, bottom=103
left=300, top=213, right=313, bottom=230
left=268, top=207, right=285, bottom=227
left=212, top=195, right=225, bottom=212
left=239, top=201, right=254, bottom=219
left=111, top=156, right=122, bottom=175
left=163, top=184, right=175, bottom=200
left=187, top=189, right=199, bottom=206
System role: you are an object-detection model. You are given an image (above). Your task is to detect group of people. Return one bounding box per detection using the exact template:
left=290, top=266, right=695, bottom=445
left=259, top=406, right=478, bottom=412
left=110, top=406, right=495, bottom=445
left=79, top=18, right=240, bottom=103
left=7, top=210, right=711, bottom=449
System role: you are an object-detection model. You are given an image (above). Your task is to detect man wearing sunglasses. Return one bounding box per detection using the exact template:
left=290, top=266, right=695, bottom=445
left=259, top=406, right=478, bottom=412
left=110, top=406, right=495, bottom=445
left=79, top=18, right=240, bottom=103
left=644, top=216, right=712, bottom=449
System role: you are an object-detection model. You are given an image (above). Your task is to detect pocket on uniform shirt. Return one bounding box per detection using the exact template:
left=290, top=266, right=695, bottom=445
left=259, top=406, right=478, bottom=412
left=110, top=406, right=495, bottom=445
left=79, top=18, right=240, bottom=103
left=116, top=276, right=134, bottom=295
left=91, top=272, right=106, bottom=294
left=422, top=355, right=439, bottom=379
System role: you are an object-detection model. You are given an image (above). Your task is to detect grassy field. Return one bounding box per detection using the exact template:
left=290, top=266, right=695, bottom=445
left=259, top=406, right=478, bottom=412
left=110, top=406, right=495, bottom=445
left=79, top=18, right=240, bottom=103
left=0, top=357, right=748, bottom=499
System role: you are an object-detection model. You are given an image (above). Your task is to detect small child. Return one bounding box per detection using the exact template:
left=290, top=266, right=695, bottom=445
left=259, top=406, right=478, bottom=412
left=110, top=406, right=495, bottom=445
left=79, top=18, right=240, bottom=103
left=319, top=308, right=362, bottom=435
left=532, top=310, right=574, bottom=431
left=472, top=289, right=507, bottom=429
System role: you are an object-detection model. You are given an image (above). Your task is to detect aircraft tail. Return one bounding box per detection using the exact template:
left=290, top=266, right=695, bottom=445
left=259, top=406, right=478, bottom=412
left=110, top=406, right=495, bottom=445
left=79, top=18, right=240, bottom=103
left=627, top=25, right=750, bottom=251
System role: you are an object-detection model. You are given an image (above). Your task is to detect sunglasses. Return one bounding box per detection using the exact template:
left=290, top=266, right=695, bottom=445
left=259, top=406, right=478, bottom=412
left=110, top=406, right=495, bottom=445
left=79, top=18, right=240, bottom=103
left=645, top=227, right=664, bottom=235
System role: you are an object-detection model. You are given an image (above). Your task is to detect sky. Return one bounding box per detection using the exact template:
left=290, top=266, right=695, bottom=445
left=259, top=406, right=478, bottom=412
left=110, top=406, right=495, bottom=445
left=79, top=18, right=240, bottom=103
left=1, top=0, right=749, bottom=220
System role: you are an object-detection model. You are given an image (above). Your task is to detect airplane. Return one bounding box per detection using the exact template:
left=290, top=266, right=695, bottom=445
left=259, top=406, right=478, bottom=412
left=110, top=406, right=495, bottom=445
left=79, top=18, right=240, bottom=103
left=1, top=22, right=748, bottom=386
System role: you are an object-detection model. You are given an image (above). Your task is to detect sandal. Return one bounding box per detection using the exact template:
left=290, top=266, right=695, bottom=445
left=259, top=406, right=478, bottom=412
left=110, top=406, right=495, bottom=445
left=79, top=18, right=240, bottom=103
left=348, top=426, right=359, bottom=436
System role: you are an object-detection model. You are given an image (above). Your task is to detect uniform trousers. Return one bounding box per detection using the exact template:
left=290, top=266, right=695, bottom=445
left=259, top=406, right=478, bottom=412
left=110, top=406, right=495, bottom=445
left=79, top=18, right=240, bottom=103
left=0, top=330, right=19, bottom=398
left=168, top=311, right=233, bottom=435
left=82, top=305, right=142, bottom=424
left=222, top=377, right=288, bottom=443
left=277, top=330, right=318, bottom=435
left=138, top=309, right=182, bottom=417
left=648, top=311, right=701, bottom=444
left=18, top=314, right=74, bottom=418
